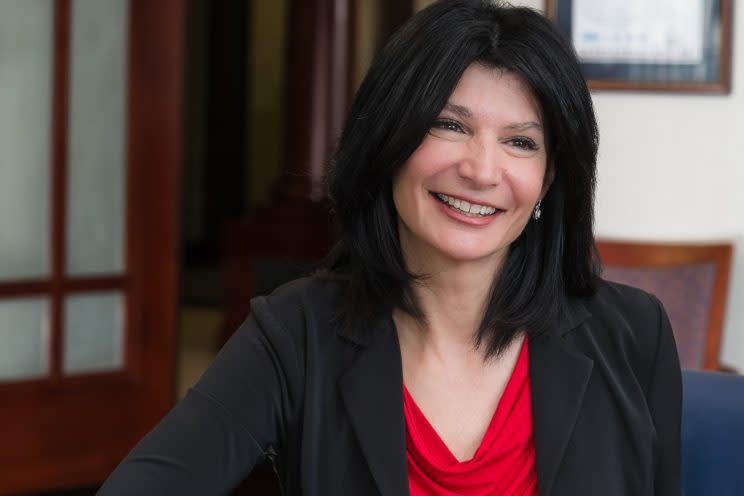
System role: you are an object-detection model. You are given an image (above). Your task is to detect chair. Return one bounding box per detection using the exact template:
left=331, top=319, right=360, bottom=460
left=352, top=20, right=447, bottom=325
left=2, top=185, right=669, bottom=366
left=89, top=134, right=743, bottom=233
left=595, top=240, right=733, bottom=371
left=681, top=370, right=744, bottom=496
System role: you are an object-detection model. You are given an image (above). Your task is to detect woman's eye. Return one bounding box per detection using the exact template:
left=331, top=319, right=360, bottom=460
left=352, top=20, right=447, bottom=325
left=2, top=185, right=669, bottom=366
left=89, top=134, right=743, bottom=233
left=508, top=137, right=538, bottom=151
left=430, top=119, right=465, bottom=133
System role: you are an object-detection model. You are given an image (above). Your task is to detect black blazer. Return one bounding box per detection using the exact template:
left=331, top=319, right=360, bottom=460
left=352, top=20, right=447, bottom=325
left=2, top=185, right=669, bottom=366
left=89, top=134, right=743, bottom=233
left=100, top=276, right=682, bottom=495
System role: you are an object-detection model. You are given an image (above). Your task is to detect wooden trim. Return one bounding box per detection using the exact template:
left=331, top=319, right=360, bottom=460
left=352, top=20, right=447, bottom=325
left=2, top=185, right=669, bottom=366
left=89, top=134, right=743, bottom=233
left=281, top=0, right=330, bottom=200
left=50, top=0, right=71, bottom=384
left=123, top=0, right=139, bottom=387
left=544, top=0, right=558, bottom=19
left=706, top=245, right=733, bottom=371
left=329, top=0, right=352, bottom=156
left=0, top=370, right=136, bottom=394
left=0, top=281, right=52, bottom=298
left=719, top=0, right=733, bottom=95
left=64, top=275, right=129, bottom=291
left=596, top=241, right=732, bottom=267
left=127, top=0, right=183, bottom=434
left=2, top=383, right=141, bottom=492
left=281, top=0, right=353, bottom=201
left=0, top=276, right=128, bottom=298
left=596, top=240, right=734, bottom=371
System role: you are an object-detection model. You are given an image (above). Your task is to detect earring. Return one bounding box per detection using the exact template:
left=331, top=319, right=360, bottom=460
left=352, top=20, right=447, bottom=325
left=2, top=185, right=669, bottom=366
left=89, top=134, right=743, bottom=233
left=533, top=200, right=542, bottom=220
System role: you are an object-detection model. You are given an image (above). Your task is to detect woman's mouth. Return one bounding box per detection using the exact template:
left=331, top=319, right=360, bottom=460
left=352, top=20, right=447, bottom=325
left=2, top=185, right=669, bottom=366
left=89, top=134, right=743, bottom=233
left=433, top=193, right=503, bottom=217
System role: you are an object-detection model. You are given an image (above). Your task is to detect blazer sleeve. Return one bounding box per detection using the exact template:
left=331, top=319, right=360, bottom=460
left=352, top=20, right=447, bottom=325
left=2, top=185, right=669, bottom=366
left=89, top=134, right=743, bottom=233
left=99, top=297, right=303, bottom=495
left=645, top=295, right=682, bottom=496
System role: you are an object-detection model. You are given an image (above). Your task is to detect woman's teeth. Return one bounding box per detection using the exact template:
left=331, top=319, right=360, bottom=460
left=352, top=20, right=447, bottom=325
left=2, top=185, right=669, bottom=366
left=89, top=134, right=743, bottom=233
left=434, top=193, right=499, bottom=216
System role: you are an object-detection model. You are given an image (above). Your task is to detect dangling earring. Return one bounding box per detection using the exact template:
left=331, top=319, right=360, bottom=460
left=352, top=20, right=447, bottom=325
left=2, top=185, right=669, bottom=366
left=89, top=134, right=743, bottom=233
left=533, top=200, right=542, bottom=220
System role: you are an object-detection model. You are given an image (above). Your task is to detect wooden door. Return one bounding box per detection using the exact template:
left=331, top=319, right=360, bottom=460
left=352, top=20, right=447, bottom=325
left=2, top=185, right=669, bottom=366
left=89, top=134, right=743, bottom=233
left=0, top=1, right=183, bottom=493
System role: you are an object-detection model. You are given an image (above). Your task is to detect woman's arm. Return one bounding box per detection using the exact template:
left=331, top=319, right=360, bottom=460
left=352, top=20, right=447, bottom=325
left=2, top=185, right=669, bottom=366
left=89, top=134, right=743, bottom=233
left=99, top=299, right=302, bottom=495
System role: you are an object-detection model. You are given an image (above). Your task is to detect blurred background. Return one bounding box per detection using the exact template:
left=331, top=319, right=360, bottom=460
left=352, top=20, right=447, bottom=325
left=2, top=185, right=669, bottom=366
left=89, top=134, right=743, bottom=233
left=0, top=0, right=741, bottom=494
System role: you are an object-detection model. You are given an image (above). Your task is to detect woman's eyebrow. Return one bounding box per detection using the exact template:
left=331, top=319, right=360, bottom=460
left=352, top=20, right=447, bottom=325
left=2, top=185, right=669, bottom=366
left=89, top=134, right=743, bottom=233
left=504, top=121, right=543, bottom=132
left=443, top=102, right=472, bottom=118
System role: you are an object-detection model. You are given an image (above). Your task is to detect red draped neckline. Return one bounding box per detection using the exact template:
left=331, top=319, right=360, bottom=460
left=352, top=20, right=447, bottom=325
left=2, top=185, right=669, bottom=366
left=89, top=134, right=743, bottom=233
left=403, top=337, right=538, bottom=496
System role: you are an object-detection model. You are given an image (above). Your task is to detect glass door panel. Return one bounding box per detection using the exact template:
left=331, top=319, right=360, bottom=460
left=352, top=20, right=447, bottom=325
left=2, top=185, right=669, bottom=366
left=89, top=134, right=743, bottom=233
left=66, top=0, right=128, bottom=275
left=0, top=298, right=49, bottom=381
left=0, top=0, right=53, bottom=280
left=63, top=291, right=123, bottom=373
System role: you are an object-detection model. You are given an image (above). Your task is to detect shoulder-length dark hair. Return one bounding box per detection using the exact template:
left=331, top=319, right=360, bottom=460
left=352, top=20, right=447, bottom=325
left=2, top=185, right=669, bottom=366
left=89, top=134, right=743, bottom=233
left=325, top=0, right=600, bottom=356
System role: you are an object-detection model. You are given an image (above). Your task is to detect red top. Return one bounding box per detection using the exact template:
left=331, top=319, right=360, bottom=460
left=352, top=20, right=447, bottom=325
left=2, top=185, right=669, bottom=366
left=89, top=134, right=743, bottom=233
left=403, top=338, right=538, bottom=496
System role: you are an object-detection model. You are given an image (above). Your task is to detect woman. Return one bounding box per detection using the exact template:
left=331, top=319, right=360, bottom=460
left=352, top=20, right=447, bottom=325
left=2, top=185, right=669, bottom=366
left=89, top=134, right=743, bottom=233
left=101, top=1, right=681, bottom=494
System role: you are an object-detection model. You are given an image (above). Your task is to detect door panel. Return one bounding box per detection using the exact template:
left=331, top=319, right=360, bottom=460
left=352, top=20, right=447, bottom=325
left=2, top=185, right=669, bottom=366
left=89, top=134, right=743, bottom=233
left=63, top=292, right=124, bottom=374
left=0, top=0, right=53, bottom=281
left=0, top=0, right=183, bottom=493
left=66, top=0, right=127, bottom=276
left=0, top=298, right=50, bottom=380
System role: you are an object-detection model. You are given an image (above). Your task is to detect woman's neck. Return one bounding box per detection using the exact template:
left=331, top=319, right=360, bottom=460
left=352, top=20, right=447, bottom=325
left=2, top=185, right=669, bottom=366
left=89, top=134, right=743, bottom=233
left=396, top=246, right=505, bottom=360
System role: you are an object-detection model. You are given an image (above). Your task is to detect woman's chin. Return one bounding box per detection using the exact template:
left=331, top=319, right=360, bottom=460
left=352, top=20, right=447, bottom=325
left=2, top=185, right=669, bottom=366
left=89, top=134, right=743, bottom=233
left=426, top=242, right=507, bottom=268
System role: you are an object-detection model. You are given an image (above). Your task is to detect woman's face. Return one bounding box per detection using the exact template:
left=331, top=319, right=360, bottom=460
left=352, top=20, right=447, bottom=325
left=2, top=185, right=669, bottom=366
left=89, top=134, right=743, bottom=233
left=392, top=64, right=550, bottom=270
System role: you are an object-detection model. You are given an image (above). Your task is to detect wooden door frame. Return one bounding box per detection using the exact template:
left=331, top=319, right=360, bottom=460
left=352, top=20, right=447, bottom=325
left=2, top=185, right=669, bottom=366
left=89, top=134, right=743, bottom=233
left=126, top=0, right=183, bottom=436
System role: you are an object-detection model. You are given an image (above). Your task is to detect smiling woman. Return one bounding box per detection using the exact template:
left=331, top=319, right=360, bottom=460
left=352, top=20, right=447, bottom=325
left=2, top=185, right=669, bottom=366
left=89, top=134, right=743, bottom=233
left=100, top=1, right=682, bottom=495
left=393, top=67, right=549, bottom=267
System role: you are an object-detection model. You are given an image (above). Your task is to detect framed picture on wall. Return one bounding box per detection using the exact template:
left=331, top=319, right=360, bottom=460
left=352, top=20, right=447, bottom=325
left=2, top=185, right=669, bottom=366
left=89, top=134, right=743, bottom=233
left=545, top=0, right=733, bottom=93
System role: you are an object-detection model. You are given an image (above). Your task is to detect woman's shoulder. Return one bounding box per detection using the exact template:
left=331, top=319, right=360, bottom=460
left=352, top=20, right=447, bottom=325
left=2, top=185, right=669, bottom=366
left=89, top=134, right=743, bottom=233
left=248, top=273, right=348, bottom=342
left=568, top=278, right=676, bottom=384
left=256, top=273, right=345, bottom=311
left=584, top=278, right=666, bottom=325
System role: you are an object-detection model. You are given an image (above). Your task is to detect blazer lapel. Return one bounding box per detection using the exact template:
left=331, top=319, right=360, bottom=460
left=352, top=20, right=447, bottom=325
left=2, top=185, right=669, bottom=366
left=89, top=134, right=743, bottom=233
left=339, top=317, right=409, bottom=496
left=529, top=301, right=594, bottom=496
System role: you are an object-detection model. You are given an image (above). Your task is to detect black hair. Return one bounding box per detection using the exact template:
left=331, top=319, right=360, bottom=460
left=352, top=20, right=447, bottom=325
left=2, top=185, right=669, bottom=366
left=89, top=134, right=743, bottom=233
left=325, top=0, right=600, bottom=356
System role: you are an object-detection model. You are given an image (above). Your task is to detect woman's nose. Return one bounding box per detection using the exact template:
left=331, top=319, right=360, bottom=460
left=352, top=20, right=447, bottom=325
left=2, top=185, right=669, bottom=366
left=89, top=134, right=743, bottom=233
left=457, top=138, right=505, bottom=188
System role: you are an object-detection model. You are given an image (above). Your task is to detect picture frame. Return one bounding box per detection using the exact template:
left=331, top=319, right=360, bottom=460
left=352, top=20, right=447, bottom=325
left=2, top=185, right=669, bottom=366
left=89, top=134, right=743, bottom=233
left=545, top=0, right=733, bottom=93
